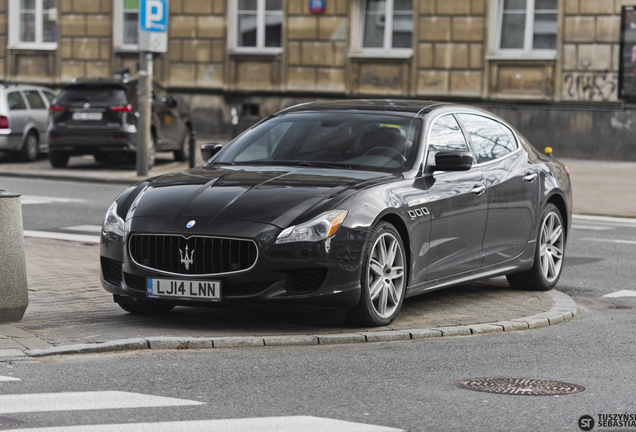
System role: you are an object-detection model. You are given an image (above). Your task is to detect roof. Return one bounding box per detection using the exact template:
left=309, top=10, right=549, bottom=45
left=280, top=99, right=450, bottom=117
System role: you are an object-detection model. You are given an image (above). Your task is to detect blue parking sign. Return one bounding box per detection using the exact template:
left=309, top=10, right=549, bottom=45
left=140, top=0, right=168, bottom=33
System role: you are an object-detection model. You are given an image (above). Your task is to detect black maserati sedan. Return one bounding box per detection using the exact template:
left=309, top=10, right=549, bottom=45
left=100, top=100, right=572, bottom=327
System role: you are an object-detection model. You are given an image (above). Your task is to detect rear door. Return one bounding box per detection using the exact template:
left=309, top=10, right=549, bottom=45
left=23, top=89, right=49, bottom=142
left=6, top=91, right=28, bottom=139
left=425, top=114, right=488, bottom=281
left=457, top=113, right=539, bottom=266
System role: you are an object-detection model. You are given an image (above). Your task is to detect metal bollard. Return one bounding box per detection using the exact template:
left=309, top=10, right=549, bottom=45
left=188, top=130, right=197, bottom=169
left=0, top=191, right=28, bottom=323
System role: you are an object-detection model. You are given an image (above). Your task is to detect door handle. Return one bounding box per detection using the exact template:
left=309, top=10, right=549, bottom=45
left=471, top=185, right=486, bottom=196
left=523, top=173, right=538, bottom=182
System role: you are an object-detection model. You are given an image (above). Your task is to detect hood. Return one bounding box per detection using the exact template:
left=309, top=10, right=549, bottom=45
left=126, top=166, right=394, bottom=228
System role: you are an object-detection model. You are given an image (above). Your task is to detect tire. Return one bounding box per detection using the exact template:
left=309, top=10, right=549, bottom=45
left=347, top=221, right=407, bottom=327
left=507, top=203, right=565, bottom=291
left=115, top=295, right=174, bottom=316
left=19, top=132, right=39, bottom=162
left=173, top=129, right=191, bottom=162
left=49, top=150, right=70, bottom=168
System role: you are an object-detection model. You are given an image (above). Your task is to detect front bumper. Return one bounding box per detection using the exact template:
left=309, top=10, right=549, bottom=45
left=100, top=217, right=366, bottom=309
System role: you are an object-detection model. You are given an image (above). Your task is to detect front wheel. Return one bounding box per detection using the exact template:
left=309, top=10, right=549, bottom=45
left=347, top=221, right=407, bottom=327
left=507, top=203, right=565, bottom=291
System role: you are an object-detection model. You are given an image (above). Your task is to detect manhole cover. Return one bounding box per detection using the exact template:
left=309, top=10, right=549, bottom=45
left=456, top=378, right=585, bottom=396
left=0, top=417, right=24, bottom=430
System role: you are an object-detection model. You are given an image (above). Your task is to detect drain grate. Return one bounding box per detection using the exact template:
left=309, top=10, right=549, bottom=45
left=0, top=417, right=24, bottom=430
left=456, top=377, right=585, bottom=396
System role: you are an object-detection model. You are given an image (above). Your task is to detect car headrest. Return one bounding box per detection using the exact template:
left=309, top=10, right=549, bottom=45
left=318, top=131, right=356, bottom=152
left=358, top=128, right=406, bottom=154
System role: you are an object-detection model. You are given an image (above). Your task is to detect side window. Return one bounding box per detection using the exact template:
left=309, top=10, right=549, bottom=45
left=42, top=90, right=56, bottom=105
left=23, top=90, right=47, bottom=110
left=427, top=114, right=469, bottom=164
left=7, top=92, right=27, bottom=110
left=458, top=114, right=517, bottom=163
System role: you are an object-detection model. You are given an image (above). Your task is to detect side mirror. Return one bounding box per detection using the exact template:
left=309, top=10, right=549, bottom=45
left=169, top=95, right=178, bottom=107
left=430, top=151, right=473, bottom=172
left=201, top=143, right=223, bottom=161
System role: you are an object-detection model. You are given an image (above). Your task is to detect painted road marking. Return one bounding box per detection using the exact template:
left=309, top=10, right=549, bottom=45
left=572, top=224, right=613, bottom=231
left=63, top=225, right=103, bottom=233
left=16, top=416, right=404, bottom=432
left=573, top=215, right=636, bottom=227
left=0, top=391, right=203, bottom=414
left=21, top=195, right=86, bottom=205
left=603, top=290, right=636, bottom=298
left=23, top=230, right=100, bottom=244
left=0, top=376, right=21, bottom=381
left=581, top=238, right=636, bottom=245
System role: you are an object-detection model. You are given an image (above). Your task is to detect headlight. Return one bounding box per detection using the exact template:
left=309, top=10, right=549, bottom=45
left=103, top=201, right=125, bottom=237
left=275, top=210, right=348, bottom=244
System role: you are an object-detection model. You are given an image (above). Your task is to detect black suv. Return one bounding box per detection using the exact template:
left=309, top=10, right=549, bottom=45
left=47, top=77, right=192, bottom=168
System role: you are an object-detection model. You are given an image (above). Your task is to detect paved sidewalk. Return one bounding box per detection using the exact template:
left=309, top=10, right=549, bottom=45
left=2, top=154, right=632, bottom=359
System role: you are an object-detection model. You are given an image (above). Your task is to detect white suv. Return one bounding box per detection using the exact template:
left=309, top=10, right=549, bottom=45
left=0, top=83, right=57, bottom=162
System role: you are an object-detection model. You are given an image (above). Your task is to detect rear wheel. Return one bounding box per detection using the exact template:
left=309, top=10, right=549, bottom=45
left=49, top=150, right=70, bottom=168
left=173, top=129, right=191, bottom=162
left=347, top=221, right=407, bottom=327
left=507, top=203, right=565, bottom=291
left=19, top=132, right=39, bottom=162
left=115, top=295, right=174, bottom=315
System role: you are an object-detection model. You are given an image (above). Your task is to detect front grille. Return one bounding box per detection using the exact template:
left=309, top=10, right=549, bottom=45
left=101, top=257, right=123, bottom=285
left=285, top=269, right=328, bottom=294
left=123, top=272, right=272, bottom=297
left=129, top=234, right=257, bottom=275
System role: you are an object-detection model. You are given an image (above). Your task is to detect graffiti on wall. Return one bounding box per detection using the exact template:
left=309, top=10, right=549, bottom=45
left=563, top=72, right=618, bottom=101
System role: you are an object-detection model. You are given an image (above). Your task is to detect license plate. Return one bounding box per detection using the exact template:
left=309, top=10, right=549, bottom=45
left=146, top=278, right=221, bottom=302
left=72, top=112, right=103, bottom=121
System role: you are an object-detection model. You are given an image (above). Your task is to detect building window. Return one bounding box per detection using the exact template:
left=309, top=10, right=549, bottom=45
left=114, top=0, right=139, bottom=51
left=232, top=0, right=283, bottom=52
left=498, top=0, right=557, bottom=52
left=361, top=0, right=413, bottom=51
left=8, top=0, right=57, bottom=49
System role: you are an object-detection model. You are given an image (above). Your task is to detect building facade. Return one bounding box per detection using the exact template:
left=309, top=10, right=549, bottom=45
left=0, top=0, right=634, bottom=160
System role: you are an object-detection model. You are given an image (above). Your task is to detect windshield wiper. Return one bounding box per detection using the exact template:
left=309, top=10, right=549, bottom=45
left=298, top=161, right=352, bottom=169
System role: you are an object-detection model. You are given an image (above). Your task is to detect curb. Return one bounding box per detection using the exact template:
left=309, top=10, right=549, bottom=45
left=20, top=290, right=578, bottom=358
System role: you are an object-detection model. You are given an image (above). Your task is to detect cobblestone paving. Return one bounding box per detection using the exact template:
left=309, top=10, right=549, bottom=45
left=16, top=238, right=552, bottom=348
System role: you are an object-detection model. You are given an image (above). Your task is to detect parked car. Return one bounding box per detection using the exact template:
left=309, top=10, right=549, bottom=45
left=0, top=83, right=57, bottom=162
left=100, top=100, right=572, bottom=327
left=47, top=77, right=192, bottom=168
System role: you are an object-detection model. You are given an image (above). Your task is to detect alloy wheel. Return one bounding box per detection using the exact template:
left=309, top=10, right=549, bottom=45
left=539, top=211, right=564, bottom=284
left=367, top=232, right=405, bottom=319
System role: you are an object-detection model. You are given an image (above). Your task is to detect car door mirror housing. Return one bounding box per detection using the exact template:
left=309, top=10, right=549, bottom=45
left=170, top=95, right=178, bottom=107
left=430, top=151, right=473, bottom=172
left=201, top=143, right=223, bottom=160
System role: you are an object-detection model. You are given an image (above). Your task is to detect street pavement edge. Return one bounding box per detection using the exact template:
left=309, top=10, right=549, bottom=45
left=0, top=289, right=578, bottom=360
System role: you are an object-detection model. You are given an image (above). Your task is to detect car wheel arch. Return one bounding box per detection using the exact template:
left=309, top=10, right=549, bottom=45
left=545, top=192, right=569, bottom=243
left=361, top=211, right=411, bottom=284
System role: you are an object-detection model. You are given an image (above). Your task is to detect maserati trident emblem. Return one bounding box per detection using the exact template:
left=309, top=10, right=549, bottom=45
left=179, top=245, right=195, bottom=270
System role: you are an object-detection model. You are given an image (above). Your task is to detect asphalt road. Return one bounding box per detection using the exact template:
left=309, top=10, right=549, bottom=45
left=1, top=177, right=636, bottom=431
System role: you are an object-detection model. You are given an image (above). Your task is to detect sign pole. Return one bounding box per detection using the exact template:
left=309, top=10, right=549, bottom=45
left=136, top=52, right=152, bottom=176
left=137, top=0, right=168, bottom=176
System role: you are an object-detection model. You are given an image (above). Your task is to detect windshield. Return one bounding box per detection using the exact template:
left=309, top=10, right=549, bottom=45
left=214, top=112, right=422, bottom=173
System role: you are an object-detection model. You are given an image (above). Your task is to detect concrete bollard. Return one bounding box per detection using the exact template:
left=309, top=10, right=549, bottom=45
left=0, top=191, right=28, bottom=323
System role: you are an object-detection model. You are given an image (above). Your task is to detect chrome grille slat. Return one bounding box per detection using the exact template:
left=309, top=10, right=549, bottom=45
left=129, top=234, right=258, bottom=276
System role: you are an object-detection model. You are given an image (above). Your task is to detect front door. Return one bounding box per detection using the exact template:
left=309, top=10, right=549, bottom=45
left=424, top=114, right=488, bottom=281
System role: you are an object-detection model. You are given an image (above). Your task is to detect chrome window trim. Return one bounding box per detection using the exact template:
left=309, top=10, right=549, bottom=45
left=127, top=233, right=259, bottom=277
